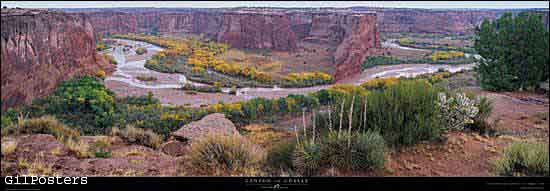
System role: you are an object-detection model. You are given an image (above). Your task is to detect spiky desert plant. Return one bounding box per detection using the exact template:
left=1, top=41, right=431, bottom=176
left=292, top=141, right=321, bottom=176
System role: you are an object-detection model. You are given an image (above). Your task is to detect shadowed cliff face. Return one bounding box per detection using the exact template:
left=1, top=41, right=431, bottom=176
left=1, top=9, right=111, bottom=109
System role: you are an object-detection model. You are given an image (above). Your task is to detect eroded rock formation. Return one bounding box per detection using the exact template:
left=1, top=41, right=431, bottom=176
left=1, top=8, right=112, bottom=109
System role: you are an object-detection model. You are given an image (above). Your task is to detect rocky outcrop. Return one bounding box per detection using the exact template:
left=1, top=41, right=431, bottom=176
left=171, top=113, right=241, bottom=142
left=1, top=8, right=112, bottom=109
left=333, top=13, right=381, bottom=81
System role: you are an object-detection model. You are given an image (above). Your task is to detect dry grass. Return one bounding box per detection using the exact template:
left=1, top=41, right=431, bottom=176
left=1, top=140, right=17, bottom=156
left=112, top=147, right=146, bottom=158
left=111, top=126, right=163, bottom=149
left=242, top=124, right=291, bottom=149
left=188, top=133, right=265, bottom=176
left=5, top=116, right=80, bottom=142
left=65, top=139, right=92, bottom=158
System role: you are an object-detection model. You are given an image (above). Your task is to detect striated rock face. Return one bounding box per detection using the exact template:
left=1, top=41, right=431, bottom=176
left=1, top=8, right=111, bottom=109
left=217, top=12, right=297, bottom=51
left=376, top=10, right=501, bottom=35
left=332, top=14, right=381, bottom=81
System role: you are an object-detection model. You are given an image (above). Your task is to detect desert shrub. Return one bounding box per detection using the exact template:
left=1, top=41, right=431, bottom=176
left=136, top=75, right=157, bottom=82
left=431, top=51, right=465, bottom=61
left=361, top=56, right=404, bottom=70
left=181, top=83, right=221, bottom=93
left=5, top=116, right=80, bottom=143
left=1, top=140, right=17, bottom=156
left=65, top=139, right=92, bottom=158
left=437, top=92, right=479, bottom=131
left=91, top=137, right=112, bottom=158
left=188, top=133, right=264, bottom=176
left=467, top=96, right=494, bottom=134
left=117, top=92, right=159, bottom=106
left=292, top=142, right=322, bottom=176
left=318, top=131, right=385, bottom=172
left=365, top=80, right=443, bottom=145
left=350, top=131, right=386, bottom=171
left=95, top=70, right=106, bottom=79
left=135, top=47, right=147, bottom=55
left=1, top=108, right=17, bottom=128
left=494, top=141, right=549, bottom=176
left=111, top=126, right=163, bottom=149
left=113, top=104, right=211, bottom=139
left=266, top=140, right=297, bottom=173
left=27, top=76, right=117, bottom=135
left=96, top=42, right=110, bottom=51
left=282, top=72, right=334, bottom=87
left=361, top=77, right=400, bottom=90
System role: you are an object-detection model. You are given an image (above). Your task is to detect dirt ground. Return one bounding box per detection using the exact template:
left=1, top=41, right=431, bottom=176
left=381, top=89, right=549, bottom=176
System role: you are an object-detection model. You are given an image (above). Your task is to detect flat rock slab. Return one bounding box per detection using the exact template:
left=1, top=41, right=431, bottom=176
left=171, top=113, right=241, bottom=142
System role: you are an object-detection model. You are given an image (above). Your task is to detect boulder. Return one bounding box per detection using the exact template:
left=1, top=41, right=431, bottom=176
left=171, top=113, right=241, bottom=142
left=160, top=140, right=189, bottom=157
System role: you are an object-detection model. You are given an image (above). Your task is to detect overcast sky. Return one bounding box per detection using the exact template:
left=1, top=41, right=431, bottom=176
left=1, top=1, right=549, bottom=9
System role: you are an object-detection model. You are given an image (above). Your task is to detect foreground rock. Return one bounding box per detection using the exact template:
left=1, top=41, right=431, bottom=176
left=171, top=113, right=241, bottom=142
left=1, top=134, right=180, bottom=176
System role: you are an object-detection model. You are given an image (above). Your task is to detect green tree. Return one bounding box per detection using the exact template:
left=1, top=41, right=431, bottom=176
left=474, top=12, right=549, bottom=91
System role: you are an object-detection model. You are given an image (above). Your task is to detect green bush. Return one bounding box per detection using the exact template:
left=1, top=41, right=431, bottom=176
left=350, top=131, right=385, bottom=171
left=188, top=133, right=264, bottom=176
left=365, top=80, right=443, bottom=145
left=27, top=76, right=117, bottom=135
left=318, top=131, right=385, bottom=172
left=91, top=137, right=112, bottom=158
left=494, top=141, right=549, bottom=176
left=265, top=139, right=297, bottom=173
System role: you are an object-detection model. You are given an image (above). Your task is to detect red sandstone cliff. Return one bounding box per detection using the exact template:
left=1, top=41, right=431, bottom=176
left=332, top=14, right=381, bottom=81
left=1, top=8, right=112, bottom=109
left=217, top=12, right=297, bottom=51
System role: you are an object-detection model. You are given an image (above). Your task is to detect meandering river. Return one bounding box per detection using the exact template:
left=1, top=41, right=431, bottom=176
left=104, top=38, right=476, bottom=107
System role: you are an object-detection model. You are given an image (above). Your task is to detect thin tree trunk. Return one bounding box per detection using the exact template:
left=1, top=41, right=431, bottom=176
left=312, top=109, right=316, bottom=144
left=328, top=105, right=333, bottom=133
left=348, top=95, right=356, bottom=147
left=363, top=98, right=367, bottom=133
left=338, top=98, right=345, bottom=138
left=302, top=108, right=307, bottom=141
left=294, top=125, right=300, bottom=146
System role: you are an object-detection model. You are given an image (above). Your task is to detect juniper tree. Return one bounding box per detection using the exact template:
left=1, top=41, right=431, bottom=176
left=474, top=12, right=549, bottom=91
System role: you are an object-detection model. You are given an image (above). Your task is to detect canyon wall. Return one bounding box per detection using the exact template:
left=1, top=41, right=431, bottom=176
left=79, top=10, right=382, bottom=79
left=217, top=12, right=297, bottom=51
left=1, top=8, right=111, bottom=109
left=332, top=14, right=381, bottom=80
